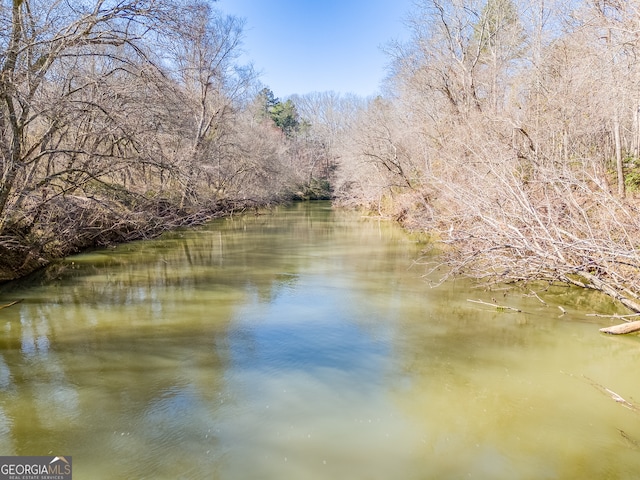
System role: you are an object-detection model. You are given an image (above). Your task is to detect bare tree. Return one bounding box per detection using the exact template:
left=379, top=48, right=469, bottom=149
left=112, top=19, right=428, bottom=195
left=0, top=1, right=292, bottom=279
left=0, top=1, right=180, bottom=228
left=159, top=4, right=260, bottom=205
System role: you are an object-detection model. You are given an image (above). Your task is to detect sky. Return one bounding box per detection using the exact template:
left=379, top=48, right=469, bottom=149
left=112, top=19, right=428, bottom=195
left=215, top=0, right=415, bottom=98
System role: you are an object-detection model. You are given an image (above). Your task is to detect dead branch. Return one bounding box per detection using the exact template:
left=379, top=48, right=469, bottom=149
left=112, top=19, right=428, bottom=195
left=0, top=299, right=23, bottom=310
left=527, top=289, right=547, bottom=305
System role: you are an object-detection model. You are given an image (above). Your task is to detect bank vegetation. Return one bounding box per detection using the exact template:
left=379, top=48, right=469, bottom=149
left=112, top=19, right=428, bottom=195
left=324, top=0, right=640, bottom=314
left=0, top=0, right=330, bottom=281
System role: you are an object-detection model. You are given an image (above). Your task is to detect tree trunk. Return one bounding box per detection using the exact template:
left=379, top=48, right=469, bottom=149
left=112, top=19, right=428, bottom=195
left=633, top=101, right=640, bottom=158
left=0, top=162, right=20, bottom=231
left=614, top=112, right=625, bottom=197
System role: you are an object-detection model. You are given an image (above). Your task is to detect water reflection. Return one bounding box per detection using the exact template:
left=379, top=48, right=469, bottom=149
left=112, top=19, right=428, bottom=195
left=0, top=202, right=639, bottom=479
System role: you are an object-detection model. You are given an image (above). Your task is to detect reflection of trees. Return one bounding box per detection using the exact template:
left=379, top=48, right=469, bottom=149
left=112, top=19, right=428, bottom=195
left=0, top=203, right=350, bottom=470
left=0, top=355, right=15, bottom=454
left=0, top=311, right=80, bottom=455
left=388, top=281, right=640, bottom=478
left=0, top=303, right=232, bottom=476
left=0, top=201, right=436, bottom=477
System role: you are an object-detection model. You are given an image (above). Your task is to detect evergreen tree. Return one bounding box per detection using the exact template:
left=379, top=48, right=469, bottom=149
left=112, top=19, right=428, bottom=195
left=256, top=87, right=279, bottom=117
left=254, top=88, right=300, bottom=136
left=270, top=99, right=300, bottom=136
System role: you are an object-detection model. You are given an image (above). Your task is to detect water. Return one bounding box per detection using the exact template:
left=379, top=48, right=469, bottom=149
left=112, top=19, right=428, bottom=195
left=1, top=202, right=639, bottom=479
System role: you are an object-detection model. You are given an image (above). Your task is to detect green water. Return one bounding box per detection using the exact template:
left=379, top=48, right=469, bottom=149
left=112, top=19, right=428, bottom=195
left=1, top=202, right=639, bottom=479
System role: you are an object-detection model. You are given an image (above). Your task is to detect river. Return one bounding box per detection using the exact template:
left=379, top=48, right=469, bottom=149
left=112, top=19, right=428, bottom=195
left=0, top=201, right=639, bottom=479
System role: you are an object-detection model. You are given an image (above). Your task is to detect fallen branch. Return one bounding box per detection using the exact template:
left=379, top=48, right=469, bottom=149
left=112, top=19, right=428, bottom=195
left=0, top=299, right=23, bottom=311
left=467, top=299, right=522, bottom=312
left=599, top=320, right=640, bottom=335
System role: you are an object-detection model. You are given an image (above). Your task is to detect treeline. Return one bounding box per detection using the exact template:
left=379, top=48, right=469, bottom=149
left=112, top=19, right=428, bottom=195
left=307, top=0, right=640, bottom=312
left=0, top=0, right=329, bottom=280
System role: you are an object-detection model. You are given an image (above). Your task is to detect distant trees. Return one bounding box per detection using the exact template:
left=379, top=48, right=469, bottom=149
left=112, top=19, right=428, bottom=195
left=291, top=91, right=364, bottom=199
left=248, top=87, right=350, bottom=200
left=270, top=99, right=300, bottom=135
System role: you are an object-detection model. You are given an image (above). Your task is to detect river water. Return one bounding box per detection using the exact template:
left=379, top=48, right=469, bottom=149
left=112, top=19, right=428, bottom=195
left=0, top=202, right=639, bottom=479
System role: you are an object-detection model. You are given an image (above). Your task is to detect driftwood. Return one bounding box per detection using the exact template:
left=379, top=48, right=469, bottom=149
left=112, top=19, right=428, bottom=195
left=599, top=320, right=640, bottom=335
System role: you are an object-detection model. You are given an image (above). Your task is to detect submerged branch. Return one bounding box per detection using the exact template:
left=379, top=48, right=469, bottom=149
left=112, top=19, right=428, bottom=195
left=582, top=375, right=640, bottom=413
left=587, top=313, right=640, bottom=321
left=467, top=298, right=522, bottom=312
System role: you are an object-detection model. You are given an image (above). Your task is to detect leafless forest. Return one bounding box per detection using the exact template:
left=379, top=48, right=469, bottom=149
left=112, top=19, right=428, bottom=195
left=327, top=0, right=640, bottom=313
left=0, top=0, right=327, bottom=280
left=2, top=0, right=640, bottom=314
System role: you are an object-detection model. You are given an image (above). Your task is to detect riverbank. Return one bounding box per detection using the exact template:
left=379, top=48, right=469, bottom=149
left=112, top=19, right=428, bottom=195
left=0, top=197, right=279, bottom=283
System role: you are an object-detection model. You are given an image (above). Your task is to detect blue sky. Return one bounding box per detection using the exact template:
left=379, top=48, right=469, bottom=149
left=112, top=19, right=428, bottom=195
left=216, top=0, right=414, bottom=98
